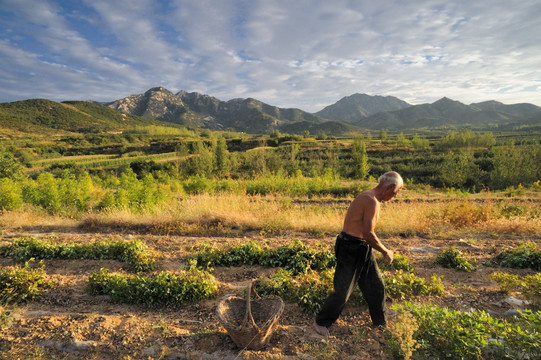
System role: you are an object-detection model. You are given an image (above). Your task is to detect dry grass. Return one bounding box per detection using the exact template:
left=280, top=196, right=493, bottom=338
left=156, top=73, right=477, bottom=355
left=2, top=193, right=540, bottom=239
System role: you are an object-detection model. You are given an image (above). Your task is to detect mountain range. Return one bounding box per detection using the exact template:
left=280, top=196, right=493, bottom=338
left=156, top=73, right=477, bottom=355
left=104, top=87, right=541, bottom=133
left=1, top=87, right=540, bottom=136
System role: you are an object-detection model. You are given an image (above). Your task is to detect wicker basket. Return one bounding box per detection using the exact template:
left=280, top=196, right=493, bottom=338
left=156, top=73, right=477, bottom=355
left=216, top=281, right=284, bottom=350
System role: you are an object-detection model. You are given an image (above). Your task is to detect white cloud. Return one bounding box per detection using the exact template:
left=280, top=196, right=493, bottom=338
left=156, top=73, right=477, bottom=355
left=1, top=0, right=540, bottom=111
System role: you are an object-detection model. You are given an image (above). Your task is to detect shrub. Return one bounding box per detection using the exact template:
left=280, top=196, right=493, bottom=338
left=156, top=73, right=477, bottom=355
left=0, top=237, right=155, bottom=272
left=87, top=262, right=218, bottom=306
left=440, top=201, right=491, bottom=227
left=0, top=178, right=23, bottom=210
left=0, top=261, right=51, bottom=304
left=497, top=241, right=541, bottom=271
left=434, top=247, right=476, bottom=272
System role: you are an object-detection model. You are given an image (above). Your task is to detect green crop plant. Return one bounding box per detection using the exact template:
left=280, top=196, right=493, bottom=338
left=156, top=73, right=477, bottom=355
left=435, top=247, right=476, bottom=272
left=0, top=237, right=155, bottom=272
left=497, top=241, right=541, bottom=271
left=87, top=262, right=218, bottom=306
left=0, top=260, right=52, bottom=305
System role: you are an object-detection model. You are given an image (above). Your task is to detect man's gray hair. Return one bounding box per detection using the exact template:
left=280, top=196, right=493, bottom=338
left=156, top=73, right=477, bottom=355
left=379, top=171, right=404, bottom=192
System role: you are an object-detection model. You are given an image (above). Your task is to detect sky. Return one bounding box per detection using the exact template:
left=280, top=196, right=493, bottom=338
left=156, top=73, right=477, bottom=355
left=1, top=0, right=540, bottom=113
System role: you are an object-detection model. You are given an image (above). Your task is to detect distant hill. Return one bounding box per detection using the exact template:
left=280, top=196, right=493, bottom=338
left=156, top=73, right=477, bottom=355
left=355, top=97, right=541, bottom=130
left=0, top=98, right=177, bottom=135
left=105, top=87, right=355, bottom=135
left=315, top=93, right=411, bottom=123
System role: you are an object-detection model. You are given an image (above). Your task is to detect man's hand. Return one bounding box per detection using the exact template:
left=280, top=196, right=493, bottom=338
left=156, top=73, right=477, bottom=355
left=383, top=249, right=394, bottom=264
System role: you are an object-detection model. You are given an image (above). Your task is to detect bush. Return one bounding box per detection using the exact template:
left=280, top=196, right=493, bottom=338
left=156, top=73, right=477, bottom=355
left=0, top=261, right=51, bottom=304
left=0, top=178, right=23, bottom=210
left=440, top=201, right=491, bottom=227
left=435, top=247, right=476, bottom=272
left=497, top=241, right=541, bottom=271
left=87, top=262, right=218, bottom=306
left=0, top=237, right=155, bottom=272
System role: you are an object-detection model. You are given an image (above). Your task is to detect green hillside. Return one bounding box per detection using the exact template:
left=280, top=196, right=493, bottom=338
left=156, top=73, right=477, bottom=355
left=0, top=99, right=179, bottom=135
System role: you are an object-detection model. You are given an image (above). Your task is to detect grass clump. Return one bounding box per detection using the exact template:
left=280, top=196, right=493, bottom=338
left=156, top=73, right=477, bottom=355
left=87, top=261, right=218, bottom=306
left=497, top=241, right=541, bottom=270
left=434, top=247, right=476, bottom=272
left=490, top=271, right=541, bottom=308
left=0, top=261, right=51, bottom=305
left=393, top=303, right=541, bottom=360
left=193, top=240, right=335, bottom=275
left=0, top=237, right=155, bottom=272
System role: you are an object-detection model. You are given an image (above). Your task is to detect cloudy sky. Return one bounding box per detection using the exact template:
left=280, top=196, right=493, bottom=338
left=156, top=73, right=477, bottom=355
left=1, top=0, right=540, bottom=112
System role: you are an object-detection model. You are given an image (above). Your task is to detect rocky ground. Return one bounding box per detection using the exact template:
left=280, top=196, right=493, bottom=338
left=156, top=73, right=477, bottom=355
left=0, top=231, right=538, bottom=360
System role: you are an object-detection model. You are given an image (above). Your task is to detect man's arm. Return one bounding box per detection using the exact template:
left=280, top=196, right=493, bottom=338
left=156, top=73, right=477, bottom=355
left=361, top=198, right=394, bottom=264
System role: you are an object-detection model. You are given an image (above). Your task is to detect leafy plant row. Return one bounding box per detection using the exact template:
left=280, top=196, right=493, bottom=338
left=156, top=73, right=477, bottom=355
left=0, top=237, right=155, bottom=272
left=87, top=263, right=218, bottom=306
left=192, top=240, right=336, bottom=275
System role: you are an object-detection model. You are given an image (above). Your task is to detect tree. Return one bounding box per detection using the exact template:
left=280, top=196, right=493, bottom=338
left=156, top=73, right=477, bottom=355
left=351, top=137, right=369, bottom=180
left=0, top=148, right=26, bottom=181
left=439, top=151, right=483, bottom=189
left=214, top=136, right=230, bottom=177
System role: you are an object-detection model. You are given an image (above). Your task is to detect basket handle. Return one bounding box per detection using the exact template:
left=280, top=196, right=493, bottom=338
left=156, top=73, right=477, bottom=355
left=243, top=280, right=259, bottom=330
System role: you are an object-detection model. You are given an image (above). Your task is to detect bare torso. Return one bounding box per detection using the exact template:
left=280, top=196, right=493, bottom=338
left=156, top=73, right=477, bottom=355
left=342, top=189, right=379, bottom=238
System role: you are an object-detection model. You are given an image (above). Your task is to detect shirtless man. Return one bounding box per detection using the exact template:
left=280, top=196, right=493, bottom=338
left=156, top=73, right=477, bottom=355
left=313, top=171, right=403, bottom=337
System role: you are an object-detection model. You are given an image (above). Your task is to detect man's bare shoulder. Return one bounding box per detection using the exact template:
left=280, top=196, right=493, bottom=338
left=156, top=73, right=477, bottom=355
left=354, top=189, right=377, bottom=205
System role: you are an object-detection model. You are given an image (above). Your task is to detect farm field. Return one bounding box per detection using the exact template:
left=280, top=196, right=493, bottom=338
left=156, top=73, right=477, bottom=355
left=0, top=207, right=540, bottom=359
left=1, top=128, right=540, bottom=359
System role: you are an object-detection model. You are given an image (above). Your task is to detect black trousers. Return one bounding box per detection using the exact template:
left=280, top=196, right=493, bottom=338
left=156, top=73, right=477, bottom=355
left=315, top=232, right=387, bottom=327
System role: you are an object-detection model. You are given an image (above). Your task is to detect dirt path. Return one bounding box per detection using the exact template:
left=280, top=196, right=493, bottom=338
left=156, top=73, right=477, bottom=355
left=1, top=231, right=538, bottom=359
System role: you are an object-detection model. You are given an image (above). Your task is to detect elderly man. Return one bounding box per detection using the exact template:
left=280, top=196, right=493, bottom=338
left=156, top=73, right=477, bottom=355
left=314, top=171, right=404, bottom=337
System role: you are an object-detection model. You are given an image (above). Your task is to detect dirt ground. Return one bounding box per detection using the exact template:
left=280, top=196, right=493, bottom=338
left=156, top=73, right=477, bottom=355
left=0, top=230, right=538, bottom=360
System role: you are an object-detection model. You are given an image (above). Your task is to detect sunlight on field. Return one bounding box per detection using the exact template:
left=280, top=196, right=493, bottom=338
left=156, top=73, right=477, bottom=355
left=3, top=192, right=539, bottom=239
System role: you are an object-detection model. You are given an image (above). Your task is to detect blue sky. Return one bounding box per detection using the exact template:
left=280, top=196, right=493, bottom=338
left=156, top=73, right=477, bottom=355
left=1, top=0, right=540, bottom=112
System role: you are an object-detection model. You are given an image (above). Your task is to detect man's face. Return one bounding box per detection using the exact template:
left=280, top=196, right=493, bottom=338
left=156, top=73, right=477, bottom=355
left=383, top=184, right=402, bottom=201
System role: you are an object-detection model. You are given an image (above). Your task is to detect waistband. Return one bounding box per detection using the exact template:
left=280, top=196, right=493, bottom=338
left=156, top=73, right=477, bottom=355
left=338, top=231, right=366, bottom=243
